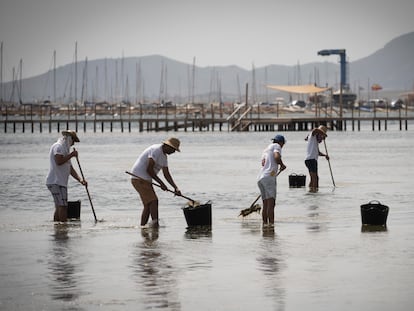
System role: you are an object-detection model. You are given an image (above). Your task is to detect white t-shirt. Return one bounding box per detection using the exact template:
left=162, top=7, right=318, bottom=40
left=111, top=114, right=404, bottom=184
left=46, top=141, right=71, bottom=186
left=257, top=143, right=282, bottom=181
left=305, top=133, right=319, bottom=160
left=131, top=144, right=168, bottom=181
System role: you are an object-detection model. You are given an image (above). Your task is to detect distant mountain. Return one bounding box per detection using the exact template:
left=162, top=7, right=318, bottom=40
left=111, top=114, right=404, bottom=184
left=1, top=32, right=413, bottom=104
left=350, top=32, right=414, bottom=90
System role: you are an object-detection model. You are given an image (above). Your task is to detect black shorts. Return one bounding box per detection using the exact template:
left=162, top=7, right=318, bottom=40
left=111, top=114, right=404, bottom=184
left=305, top=159, right=318, bottom=173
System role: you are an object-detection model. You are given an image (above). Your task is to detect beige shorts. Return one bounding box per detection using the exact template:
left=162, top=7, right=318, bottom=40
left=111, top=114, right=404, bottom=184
left=257, top=176, right=277, bottom=200
left=131, top=178, right=157, bottom=205
left=47, top=184, right=68, bottom=207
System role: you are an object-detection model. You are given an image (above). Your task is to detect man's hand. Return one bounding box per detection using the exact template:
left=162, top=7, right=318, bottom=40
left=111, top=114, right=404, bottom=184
left=160, top=183, right=168, bottom=191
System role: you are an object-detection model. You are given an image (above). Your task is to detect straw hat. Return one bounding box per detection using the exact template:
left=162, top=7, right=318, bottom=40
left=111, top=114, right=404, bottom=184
left=163, top=137, right=180, bottom=152
left=317, top=125, right=328, bottom=137
left=62, top=130, right=80, bottom=142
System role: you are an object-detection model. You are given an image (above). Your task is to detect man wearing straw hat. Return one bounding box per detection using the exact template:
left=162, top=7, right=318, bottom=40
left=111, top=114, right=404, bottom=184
left=46, top=130, right=87, bottom=222
left=130, top=137, right=182, bottom=228
left=304, top=125, right=329, bottom=192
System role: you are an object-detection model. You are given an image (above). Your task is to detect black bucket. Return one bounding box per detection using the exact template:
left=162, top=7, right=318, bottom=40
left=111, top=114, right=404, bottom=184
left=68, top=200, right=81, bottom=219
left=182, top=201, right=212, bottom=227
left=360, top=200, right=389, bottom=226
left=289, top=173, right=306, bottom=188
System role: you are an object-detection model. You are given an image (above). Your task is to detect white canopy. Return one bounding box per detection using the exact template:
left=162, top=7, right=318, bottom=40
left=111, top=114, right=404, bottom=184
left=266, top=84, right=330, bottom=94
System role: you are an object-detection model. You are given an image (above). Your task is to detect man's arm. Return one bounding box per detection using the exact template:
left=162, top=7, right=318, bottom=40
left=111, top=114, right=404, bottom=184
left=54, top=149, right=77, bottom=165
left=274, top=151, right=286, bottom=172
left=146, top=158, right=167, bottom=190
left=70, top=165, right=87, bottom=185
left=162, top=167, right=181, bottom=195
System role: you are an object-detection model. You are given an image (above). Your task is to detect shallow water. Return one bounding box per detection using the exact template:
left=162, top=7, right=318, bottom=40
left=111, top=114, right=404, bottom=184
left=1, top=127, right=414, bottom=310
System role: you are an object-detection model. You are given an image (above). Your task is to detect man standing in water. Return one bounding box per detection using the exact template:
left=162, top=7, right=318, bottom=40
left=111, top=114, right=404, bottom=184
left=257, top=134, right=286, bottom=227
left=46, top=130, right=87, bottom=222
left=130, top=137, right=182, bottom=228
left=304, top=125, right=329, bottom=192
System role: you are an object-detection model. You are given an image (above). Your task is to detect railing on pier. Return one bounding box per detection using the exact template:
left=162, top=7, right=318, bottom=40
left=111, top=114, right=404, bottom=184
left=230, top=106, right=252, bottom=131
left=1, top=115, right=413, bottom=134
left=1, top=102, right=413, bottom=134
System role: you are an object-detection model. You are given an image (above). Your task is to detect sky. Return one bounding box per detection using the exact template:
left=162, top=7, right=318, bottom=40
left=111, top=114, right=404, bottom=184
left=1, top=0, right=413, bottom=80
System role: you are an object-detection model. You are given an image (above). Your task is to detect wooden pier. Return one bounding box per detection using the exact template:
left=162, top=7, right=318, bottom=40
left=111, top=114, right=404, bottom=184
left=1, top=115, right=413, bottom=134
left=2, top=97, right=413, bottom=134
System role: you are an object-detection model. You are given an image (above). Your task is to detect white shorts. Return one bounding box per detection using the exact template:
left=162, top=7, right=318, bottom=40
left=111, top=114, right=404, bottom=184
left=257, top=176, right=277, bottom=200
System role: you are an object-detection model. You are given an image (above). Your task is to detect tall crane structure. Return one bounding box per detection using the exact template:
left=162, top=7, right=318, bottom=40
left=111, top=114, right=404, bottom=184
left=317, top=49, right=348, bottom=89
left=317, top=48, right=357, bottom=125
left=318, top=49, right=356, bottom=116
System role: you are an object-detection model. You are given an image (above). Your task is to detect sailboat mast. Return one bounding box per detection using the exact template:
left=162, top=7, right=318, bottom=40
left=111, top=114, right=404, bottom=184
left=19, top=58, right=22, bottom=104
left=75, top=41, right=78, bottom=119
left=104, top=58, right=108, bottom=103
left=1, top=41, right=3, bottom=103
left=53, top=50, right=56, bottom=103
left=191, top=57, right=195, bottom=105
left=94, top=65, right=98, bottom=104
left=121, top=53, right=124, bottom=103
left=135, top=61, right=141, bottom=106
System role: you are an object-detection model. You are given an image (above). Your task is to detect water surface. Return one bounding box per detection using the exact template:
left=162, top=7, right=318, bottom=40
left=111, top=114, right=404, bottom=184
left=1, top=128, right=413, bottom=310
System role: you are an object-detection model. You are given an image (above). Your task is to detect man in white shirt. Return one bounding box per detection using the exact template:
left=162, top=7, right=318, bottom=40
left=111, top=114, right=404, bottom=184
left=46, top=130, right=87, bottom=222
left=257, top=134, right=286, bottom=227
left=130, top=137, right=182, bottom=227
left=304, top=125, right=329, bottom=192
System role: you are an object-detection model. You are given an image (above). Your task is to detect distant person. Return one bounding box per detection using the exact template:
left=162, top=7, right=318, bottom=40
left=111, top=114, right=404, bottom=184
left=130, top=138, right=182, bottom=228
left=304, top=125, right=329, bottom=192
left=257, top=134, right=286, bottom=227
left=46, top=130, right=87, bottom=222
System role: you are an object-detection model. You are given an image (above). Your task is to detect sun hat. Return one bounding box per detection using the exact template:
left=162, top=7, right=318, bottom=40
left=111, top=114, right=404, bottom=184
left=272, top=134, right=286, bottom=144
left=163, top=137, right=180, bottom=152
left=62, top=130, right=80, bottom=142
left=317, top=125, right=328, bottom=137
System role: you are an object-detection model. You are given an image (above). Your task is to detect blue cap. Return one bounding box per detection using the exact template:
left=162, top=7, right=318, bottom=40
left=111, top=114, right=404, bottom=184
left=272, top=134, right=286, bottom=144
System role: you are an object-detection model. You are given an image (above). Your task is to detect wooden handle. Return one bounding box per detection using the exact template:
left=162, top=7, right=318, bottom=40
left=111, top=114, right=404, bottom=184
left=125, top=171, right=195, bottom=203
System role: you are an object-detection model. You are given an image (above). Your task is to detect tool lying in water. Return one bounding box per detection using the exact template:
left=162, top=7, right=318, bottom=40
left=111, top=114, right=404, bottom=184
left=125, top=171, right=197, bottom=205
left=239, top=195, right=261, bottom=217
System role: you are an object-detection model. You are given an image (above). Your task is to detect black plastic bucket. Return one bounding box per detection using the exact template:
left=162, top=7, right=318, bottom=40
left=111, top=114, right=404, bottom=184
left=68, top=200, right=81, bottom=219
left=360, top=200, right=389, bottom=226
left=182, top=201, right=212, bottom=227
left=289, top=173, right=306, bottom=188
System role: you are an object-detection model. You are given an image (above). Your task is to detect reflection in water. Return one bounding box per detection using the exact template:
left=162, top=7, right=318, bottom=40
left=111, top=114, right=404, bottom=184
left=241, top=220, right=262, bottom=234
left=48, top=223, right=82, bottom=303
left=262, top=226, right=275, bottom=238
left=130, top=228, right=181, bottom=310
left=257, top=228, right=286, bottom=310
left=182, top=227, right=213, bottom=272
left=184, top=226, right=212, bottom=240
left=306, top=204, right=324, bottom=232
left=361, top=225, right=388, bottom=233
